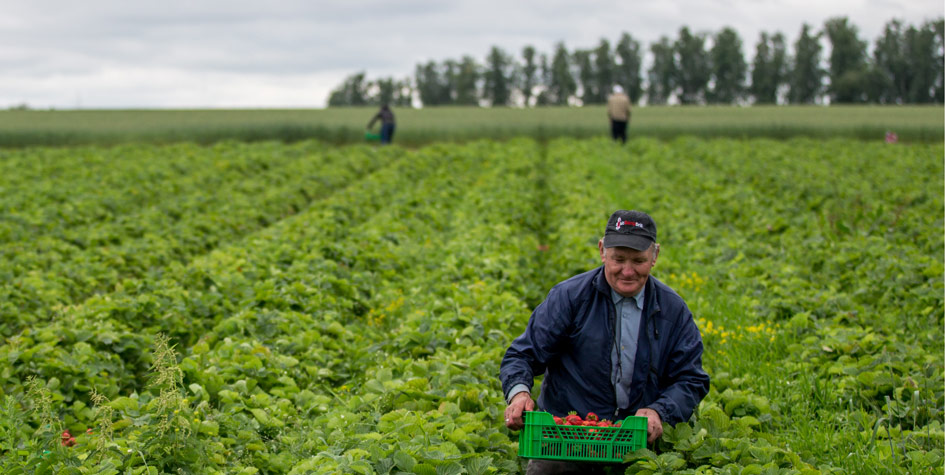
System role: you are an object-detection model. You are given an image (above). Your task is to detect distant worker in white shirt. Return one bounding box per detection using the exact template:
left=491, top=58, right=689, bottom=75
left=607, top=85, right=631, bottom=144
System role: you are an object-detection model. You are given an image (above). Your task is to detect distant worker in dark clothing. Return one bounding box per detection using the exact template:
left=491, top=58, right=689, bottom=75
left=368, top=104, right=396, bottom=145
left=607, top=85, right=631, bottom=144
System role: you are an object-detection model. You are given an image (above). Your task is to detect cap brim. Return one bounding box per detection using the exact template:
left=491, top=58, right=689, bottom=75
left=603, top=234, right=653, bottom=251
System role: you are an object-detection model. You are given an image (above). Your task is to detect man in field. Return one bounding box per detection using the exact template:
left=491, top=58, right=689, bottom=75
left=500, top=210, right=709, bottom=474
left=606, top=85, right=631, bottom=144
left=367, top=104, right=396, bottom=145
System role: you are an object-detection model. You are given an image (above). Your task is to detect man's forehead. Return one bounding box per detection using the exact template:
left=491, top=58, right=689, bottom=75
left=608, top=245, right=651, bottom=257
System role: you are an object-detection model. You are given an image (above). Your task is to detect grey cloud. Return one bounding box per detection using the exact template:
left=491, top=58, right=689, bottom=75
left=1, top=0, right=941, bottom=108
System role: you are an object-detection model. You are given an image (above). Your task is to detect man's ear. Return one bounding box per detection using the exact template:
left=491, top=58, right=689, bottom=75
left=598, top=239, right=606, bottom=260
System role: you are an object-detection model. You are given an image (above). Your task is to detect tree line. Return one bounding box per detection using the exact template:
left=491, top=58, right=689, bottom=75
left=327, top=16, right=944, bottom=107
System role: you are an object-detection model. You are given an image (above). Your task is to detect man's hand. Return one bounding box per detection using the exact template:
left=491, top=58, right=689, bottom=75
left=504, top=391, right=535, bottom=431
left=635, top=408, right=663, bottom=443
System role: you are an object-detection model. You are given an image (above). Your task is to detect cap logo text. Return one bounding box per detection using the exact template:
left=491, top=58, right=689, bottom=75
left=616, top=218, right=644, bottom=231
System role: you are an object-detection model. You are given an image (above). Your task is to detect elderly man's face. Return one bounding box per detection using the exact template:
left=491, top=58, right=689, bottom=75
left=598, top=241, right=658, bottom=298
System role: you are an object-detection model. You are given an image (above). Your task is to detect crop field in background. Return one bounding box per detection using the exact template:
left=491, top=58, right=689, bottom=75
left=0, top=133, right=942, bottom=473
left=0, top=105, right=943, bottom=147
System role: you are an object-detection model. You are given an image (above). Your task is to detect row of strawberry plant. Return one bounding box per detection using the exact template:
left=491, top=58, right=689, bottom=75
left=0, top=141, right=326, bottom=242
left=177, top=140, right=524, bottom=472
left=159, top=139, right=544, bottom=473
left=1, top=140, right=536, bottom=473
left=538, top=137, right=943, bottom=473
left=0, top=141, right=419, bottom=472
left=0, top=139, right=429, bottom=407
left=0, top=141, right=399, bottom=336
left=3, top=137, right=940, bottom=474
left=279, top=139, right=547, bottom=474
left=533, top=137, right=807, bottom=472
left=640, top=137, right=944, bottom=472
left=688, top=138, right=943, bottom=473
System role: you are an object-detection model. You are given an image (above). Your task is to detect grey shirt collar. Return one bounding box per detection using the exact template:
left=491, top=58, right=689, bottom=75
left=610, top=284, right=645, bottom=309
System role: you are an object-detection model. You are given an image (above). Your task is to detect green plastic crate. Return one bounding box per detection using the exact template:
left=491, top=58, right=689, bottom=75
left=518, top=411, right=647, bottom=463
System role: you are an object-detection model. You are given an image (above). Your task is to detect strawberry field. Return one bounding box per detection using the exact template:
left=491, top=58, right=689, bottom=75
left=0, top=136, right=942, bottom=474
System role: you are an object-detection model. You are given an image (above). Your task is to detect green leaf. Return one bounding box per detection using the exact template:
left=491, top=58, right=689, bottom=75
left=655, top=452, right=687, bottom=470
left=623, top=447, right=657, bottom=464
left=435, top=462, right=464, bottom=475
left=199, top=420, right=220, bottom=436
left=249, top=408, right=283, bottom=428
left=413, top=463, right=437, bottom=475
left=736, top=416, right=761, bottom=428
left=109, top=396, right=138, bottom=411
left=463, top=456, right=493, bottom=475
left=393, top=450, right=416, bottom=471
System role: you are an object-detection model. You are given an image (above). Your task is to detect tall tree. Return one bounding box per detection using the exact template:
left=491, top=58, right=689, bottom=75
left=934, top=18, right=944, bottom=102
left=674, top=27, right=710, bottom=104
left=870, top=20, right=909, bottom=103
left=373, top=77, right=396, bottom=106
left=708, top=27, right=748, bottom=103
left=615, top=33, right=643, bottom=103
left=415, top=61, right=447, bottom=106
left=751, top=32, right=788, bottom=104
left=520, top=45, right=538, bottom=106
left=593, top=39, right=616, bottom=103
left=904, top=20, right=942, bottom=103
left=483, top=46, right=513, bottom=106
left=535, top=53, right=552, bottom=105
left=789, top=23, right=825, bottom=104
left=824, top=16, right=869, bottom=103
left=647, top=36, right=676, bottom=105
left=548, top=42, right=576, bottom=105
left=442, top=59, right=460, bottom=104
left=454, top=56, right=480, bottom=105
left=394, top=79, right=414, bottom=107
left=327, top=72, right=369, bottom=107
left=371, top=77, right=413, bottom=107
left=573, top=49, right=596, bottom=104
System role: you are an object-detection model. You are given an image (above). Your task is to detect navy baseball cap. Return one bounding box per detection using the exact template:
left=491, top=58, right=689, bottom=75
left=602, top=210, right=657, bottom=250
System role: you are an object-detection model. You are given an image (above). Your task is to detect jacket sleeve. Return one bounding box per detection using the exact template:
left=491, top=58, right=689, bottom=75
left=646, top=308, right=710, bottom=425
left=499, top=285, right=573, bottom=401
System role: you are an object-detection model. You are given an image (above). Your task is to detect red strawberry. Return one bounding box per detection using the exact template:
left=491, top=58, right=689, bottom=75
left=553, top=416, right=564, bottom=425
left=583, top=420, right=598, bottom=426
left=598, top=419, right=613, bottom=428
left=585, top=412, right=599, bottom=422
left=564, top=411, right=583, bottom=426
left=60, top=430, right=76, bottom=447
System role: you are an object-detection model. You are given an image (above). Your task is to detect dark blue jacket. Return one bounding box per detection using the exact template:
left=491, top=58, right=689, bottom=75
left=500, top=266, right=709, bottom=425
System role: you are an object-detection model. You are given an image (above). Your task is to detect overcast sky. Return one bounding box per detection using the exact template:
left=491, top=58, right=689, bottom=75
left=2, top=0, right=941, bottom=109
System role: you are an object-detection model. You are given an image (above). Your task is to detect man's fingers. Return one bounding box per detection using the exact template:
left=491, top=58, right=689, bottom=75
left=504, top=412, right=524, bottom=430
left=504, top=393, right=534, bottom=430
left=646, top=418, right=662, bottom=443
